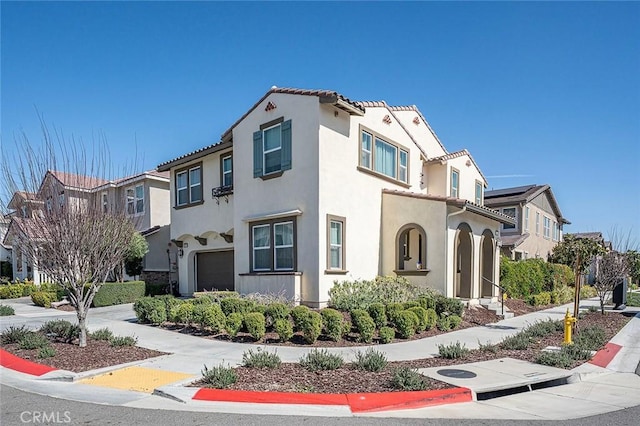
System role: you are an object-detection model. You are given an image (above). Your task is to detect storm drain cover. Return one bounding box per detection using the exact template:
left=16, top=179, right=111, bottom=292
left=437, top=368, right=477, bottom=379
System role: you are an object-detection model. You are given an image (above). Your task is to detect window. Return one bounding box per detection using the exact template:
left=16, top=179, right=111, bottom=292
left=450, top=168, right=459, bottom=198
left=397, top=225, right=427, bottom=271
left=524, top=206, right=530, bottom=232
left=102, top=192, right=108, bottom=213
left=475, top=181, right=483, bottom=205
left=359, top=128, right=408, bottom=183
left=502, top=207, right=516, bottom=230
left=46, top=197, right=52, bottom=213
left=250, top=217, right=296, bottom=272
left=126, top=184, right=144, bottom=215
left=58, top=192, right=65, bottom=207
left=175, top=164, right=203, bottom=207
left=543, top=216, right=551, bottom=239
left=326, top=215, right=346, bottom=271
left=552, top=221, right=558, bottom=241
left=221, top=154, right=233, bottom=187
left=253, top=118, right=292, bottom=178
left=536, top=212, right=540, bottom=236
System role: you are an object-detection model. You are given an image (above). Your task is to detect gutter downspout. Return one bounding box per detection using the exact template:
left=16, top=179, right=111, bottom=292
left=446, top=205, right=467, bottom=298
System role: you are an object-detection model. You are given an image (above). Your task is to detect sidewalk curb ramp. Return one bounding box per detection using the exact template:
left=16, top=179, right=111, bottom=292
left=0, top=349, right=58, bottom=377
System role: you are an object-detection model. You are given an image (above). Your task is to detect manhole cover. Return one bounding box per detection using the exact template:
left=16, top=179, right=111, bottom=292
left=437, top=369, right=477, bottom=379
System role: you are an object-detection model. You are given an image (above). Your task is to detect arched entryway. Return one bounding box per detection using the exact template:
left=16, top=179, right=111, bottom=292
left=481, top=229, right=495, bottom=297
left=396, top=224, right=427, bottom=271
left=455, top=223, right=473, bottom=298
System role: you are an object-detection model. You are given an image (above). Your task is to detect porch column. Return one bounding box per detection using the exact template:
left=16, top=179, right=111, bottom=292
left=494, top=240, right=501, bottom=297
left=471, top=234, right=482, bottom=299
left=12, top=247, right=18, bottom=281
left=21, top=248, right=28, bottom=281
left=32, top=248, right=40, bottom=285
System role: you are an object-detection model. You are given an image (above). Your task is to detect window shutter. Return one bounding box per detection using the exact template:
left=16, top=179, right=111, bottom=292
left=253, top=130, right=263, bottom=178
left=281, top=119, right=292, bottom=171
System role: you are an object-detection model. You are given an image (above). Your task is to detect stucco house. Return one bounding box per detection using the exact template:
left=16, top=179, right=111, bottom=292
left=3, top=170, right=174, bottom=285
left=484, top=184, right=570, bottom=261
left=158, top=87, right=515, bottom=307
left=0, top=215, right=12, bottom=278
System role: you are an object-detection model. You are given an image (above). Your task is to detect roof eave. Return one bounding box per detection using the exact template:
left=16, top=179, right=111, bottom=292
left=157, top=141, right=232, bottom=172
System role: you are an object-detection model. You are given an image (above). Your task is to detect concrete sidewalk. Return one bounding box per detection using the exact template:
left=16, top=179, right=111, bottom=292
left=1, top=296, right=639, bottom=419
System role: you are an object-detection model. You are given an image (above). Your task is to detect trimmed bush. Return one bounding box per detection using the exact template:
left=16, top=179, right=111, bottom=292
left=133, top=297, right=167, bottom=325
left=368, top=303, right=387, bottom=328
left=448, top=314, right=462, bottom=329
left=274, top=318, right=294, bottom=342
left=242, top=348, right=281, bottom=368
left=391, top=367, right=427, bottom=391
left=90, top=328, right=114, bottom=341
left=31, top=291, right=57, bottom=308
left=225, top=312, right=244, bottom=337
left=22, top=284, right=37, bottom=297
left=328, top=275, right=429, bottom=311
left=220, top=297, right=255, bottom=316
left=417, top=295, right=436, bottom=310
left=385, top=302, right=405, bottom=326
left=353, top=348, right=388, bottom=372
left=39, top=320, right=79, bottom=343
left=551, top=285, right=574, bottom=304
left=378, top=326, right=395, bottom=344
left=196, top=304, right=226, bottom=333
left=191, top=296, right=213, bottom=306
left=290, top=305, right=311, bottom=330
left=320, top=308, right=344, bottom=342
left=425, top=308, right=438, bottom=330
left=194, top=291, right=240, bottom=303
left=171, top=302, right=195, bottom=325
left=407, top=306, right=429, bottom=332
left=244, top=312, right=266, bottom=341
left=351, top=309, right=376, bottom=343
left=300, top=311, right=323, bottom=344
left=155, top=295, right=182, bottom=319
left=92, top=281, right=145, bottom=307
left=110, top=335, right=137, bottom=347
left=201, top=363, right=237, bottom=388
left=500, top=333, right=532, bottom=350
left=438, top=341, right=469, bottom=359
left=403, top=300, right=420, bottom=309
left=436, top=316, right=451, bottom=332
left=526, top=291, right=551, bottom=306
left=580, top=285, right=598, bottom=299
left=264, top=303, right=291, bottom=327
left=0, top=304, right=15, bottom=316
left=435, top=295, right=464, bottom=317
left=0, top=284, right=24, bottom=299
left=395, top=310, right=418, bottom=338
left=300, top=348, right=343, bottom=371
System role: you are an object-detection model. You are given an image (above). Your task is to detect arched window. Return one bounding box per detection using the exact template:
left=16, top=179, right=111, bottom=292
left=396, top=224, right=427, bottom=271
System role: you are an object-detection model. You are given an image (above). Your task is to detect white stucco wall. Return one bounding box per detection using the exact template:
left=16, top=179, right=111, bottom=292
left=390, top=109, right=447, bottom=158
left=148, top=179, right=171, bottom=227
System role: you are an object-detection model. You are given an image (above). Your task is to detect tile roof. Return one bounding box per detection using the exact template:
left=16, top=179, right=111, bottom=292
left=484, top=184, right=570, bottom=224
left=499, top=233, right=530, bottom=248
left=424, top=149, right=488, bottom=186
left=48, top=171, right=109, bottom=190
left=569, top=232, right=604, bottom=241
left=157, top=141, right=232, bottom=171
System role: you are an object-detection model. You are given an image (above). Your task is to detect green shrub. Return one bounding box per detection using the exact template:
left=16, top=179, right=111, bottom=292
left=133, top=297, right=167, bottom=325
left=435, top=295, right=464, bottom=317
left=290, top=305, right=311, bottom=330
left=191, top=296, right=213, bottom=306
left=193, top=291, right=240, bottom=303
left=391, top=367, right=427, bottom=391
left=627, top=292, right=640, bottom=307
left=299, top=349, right=343, bottom=371
left=500, top=333, right=532, bottom=350
left=21, top=284, right=37, bottom=297
left=155, top=295, right=182, bottom=319
left=425, top=308, right=438, bottom=330
left=38, top=283, right=67, bottom=300
left=525, top=319, right=563, bottom=337
left=551, top=285, right=574, bottom=304
left=385, top=302, right=405, bottom=326
left=574, top=326, right=606, bottom=351
left=196, top=304, right=226, bottom=333
left=39, top=320, right=79, bottom=343
left=144, top=282, right=167, bottom=296
left=92, top=281, right=145, bottom=307
left=448, top=314, right=462, bottom=329
left=109, top=335, right=137, bottom=347
left=300, top=311, right=323, bottom=344
left=274, top=318, right=294, bottom=342
left=328, top=276, right=429, bottom=311
left=0, top=286, right=9, bottom=299
left=478, top=340, right=498, bottom=353
left=407, top=306, right=428, bottom=332
left=350, top=309, right=376, bottom=343
left=403, top=300, right=420, bottom=309
left=500, top=257, right=548, bottom=298
left=243, top=312, right=266, bottom=341
left=417, top=295, right=436, bottom=310
left=436, top=316, right=451, bottom=331
left=201, top=363, right=238, bottom=388
left=0, top=304, right=15, bottom=316
left=395, top=310, right=418, bottom=338
left=0, top=284, right=25, bottom=299
left=526, top=291, right=551, bottom=306
left=1, top=325, right=31, bottom=344
left=535, top=350, right=574, bottom=368
left=220, top=297, right=255, bottom=316
left=353, top=348, right=388, bottom=372
left=438, top=341, right=469, bottom=359
left=170, top=302, right=195, bottom=325
left=264, top=303, right=291, bottom=327
left=580, top=285, right=598, bottom=299
left=241, top=347, right=281, bottom=368
left=38, top=346, right=56, bottom=359
left=320, top=308, right=344, bottom=342
left=90, top=328, right=114, bottom=341
left=378, top=326, right=395, bottom=343
left=367, top=303, right=387, bottom=328
left=250, top=304, right=267, bottom=315
left=19, top=332, right=49, bottom=350
left=561, top=343, right=592, bottom=361
left=30, top=291, right=57, bottom=308
left=225, top=312, right=244, bottom=337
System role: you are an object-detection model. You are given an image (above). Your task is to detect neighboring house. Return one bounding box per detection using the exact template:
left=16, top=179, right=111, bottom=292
left=0, top=216, right=12, bottom=278
left=3, top=170, right=173, bottom=284
left=158, top=87, right=514, bottom=307
left=484, top=184, right=570, bottom=260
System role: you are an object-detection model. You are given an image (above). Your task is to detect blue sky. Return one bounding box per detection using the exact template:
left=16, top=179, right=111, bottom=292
left=2, top=1, right=639, bottom=237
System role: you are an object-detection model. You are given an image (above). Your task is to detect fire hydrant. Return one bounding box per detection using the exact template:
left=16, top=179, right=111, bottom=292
left=564, top=309, right=577, bottom=345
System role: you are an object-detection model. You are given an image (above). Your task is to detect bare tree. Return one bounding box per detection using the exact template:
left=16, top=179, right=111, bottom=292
left=1, top=121, right=139, bottom=347
left=593, top=251, right=631, bottom=314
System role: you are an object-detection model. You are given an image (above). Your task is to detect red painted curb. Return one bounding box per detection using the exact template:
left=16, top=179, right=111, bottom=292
left=347, top=387, right=473, bottom=413
left=589, top=342, right=622, bottom=368
left=0, top=349, right=57, bottom=376
left=193, top=387, right=472, bottom=412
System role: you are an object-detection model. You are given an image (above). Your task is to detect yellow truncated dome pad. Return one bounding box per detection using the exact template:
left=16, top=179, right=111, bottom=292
left=78, top=366, right=193, bottom=393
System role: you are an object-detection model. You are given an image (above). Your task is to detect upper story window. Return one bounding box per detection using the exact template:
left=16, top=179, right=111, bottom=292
left=552, top=221, right=559, bottom=241
left=359, top=128, right=409, bottom=184
left=450, top=168, right=459, bottom=198
left=475, top=181, right=483, bottom=205
left=46, top=197, right=52, bottom=213
left=543, top=216, right=551, bottom=239
left=253, top=117, right=292, bottom=179
left=102, top=192, right=108, bottom=213
left=58, top=192, right=65, bottom=207
left=175, top=163, right=203, bottom=207
left=126, top=184, right=144, bottom=215
left=221, top=154, right=233, bottom=187
left=502, top=207, right=516, bottom=230
left=524, top=206, right=530, bottom=232
left=536, top=212, right=540, bottom=236
left=250, top=217, right=296, bottom=272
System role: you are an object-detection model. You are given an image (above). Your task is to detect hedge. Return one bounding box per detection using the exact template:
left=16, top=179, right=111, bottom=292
left=92, top=281, right=146, bottom=307
left=500, top=257, right=575, bottom=299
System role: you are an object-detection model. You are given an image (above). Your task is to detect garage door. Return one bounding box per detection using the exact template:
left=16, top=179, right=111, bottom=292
left=196, top=251, right=234, bottom=292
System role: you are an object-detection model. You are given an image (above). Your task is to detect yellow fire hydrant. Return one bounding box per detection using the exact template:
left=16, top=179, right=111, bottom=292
left=564, top=309, right=577, bottom=345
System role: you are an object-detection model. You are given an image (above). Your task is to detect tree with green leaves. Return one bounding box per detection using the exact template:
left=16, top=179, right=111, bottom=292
left=549, top=234, right=606, bottom=274
left=626, top=250, right=640, bottom=287
left=124, top=232, right=148, bottom=280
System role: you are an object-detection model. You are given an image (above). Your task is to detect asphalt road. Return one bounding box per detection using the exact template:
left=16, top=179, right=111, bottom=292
left=2, top=384, right=639, bottom=426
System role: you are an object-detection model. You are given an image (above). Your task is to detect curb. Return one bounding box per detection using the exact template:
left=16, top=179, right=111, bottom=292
left=589, top=342, right=622, bottom=368
left=0, top=349, right=58, bottom=377
left=192, top=387, right=472, bottom=413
